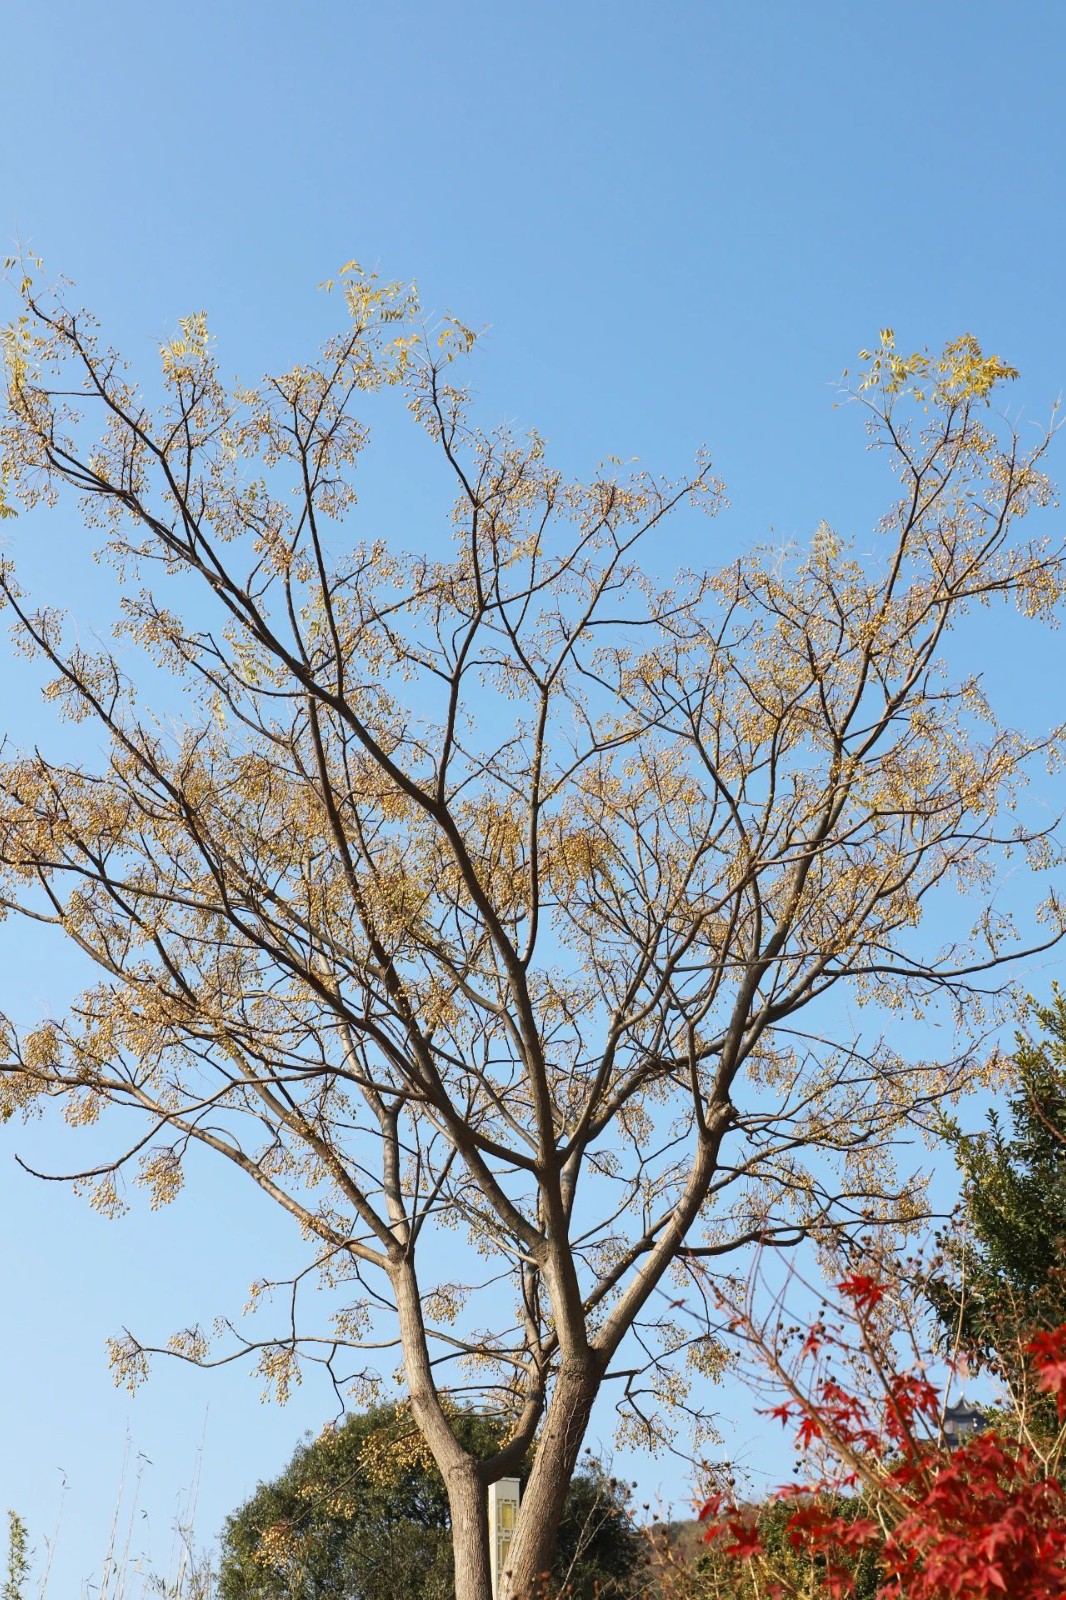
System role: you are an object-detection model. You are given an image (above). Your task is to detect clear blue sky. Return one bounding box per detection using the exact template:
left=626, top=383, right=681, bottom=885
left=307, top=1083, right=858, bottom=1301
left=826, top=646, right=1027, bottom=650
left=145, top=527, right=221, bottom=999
left=1, top=0, right=1064, bottom=1588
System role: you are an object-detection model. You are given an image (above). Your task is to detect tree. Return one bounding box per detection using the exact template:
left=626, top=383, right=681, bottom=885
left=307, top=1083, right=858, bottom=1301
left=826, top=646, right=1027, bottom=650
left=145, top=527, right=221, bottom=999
left=929, top=991, right=1066, bottom=1397
left=0, top=263, right=1063, bottom=1600
left=695, top=1267, right=1066, bottom=1600
left=217, top=1404, right=640, bottom=1600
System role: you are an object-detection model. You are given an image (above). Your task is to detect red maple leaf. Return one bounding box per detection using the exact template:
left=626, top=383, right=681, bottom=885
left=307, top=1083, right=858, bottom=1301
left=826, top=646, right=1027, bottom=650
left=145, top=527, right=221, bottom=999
left=835, top=1273, right=887, bottom=1312
left=796, top=1412, right=823, bottom=1449
left=721, top=1521, right=762, bottom=1561
left=801, top=1321, right=826, bottom=1359
left=1028, top=1324, right=1066, bottom=1421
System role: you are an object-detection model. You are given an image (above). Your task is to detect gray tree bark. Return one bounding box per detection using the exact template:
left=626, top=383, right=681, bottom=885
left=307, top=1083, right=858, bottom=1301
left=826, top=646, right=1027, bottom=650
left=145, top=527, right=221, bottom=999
left=497, top=1360, right=600, bottom=1600
left=447, top=1462, right=493, bottom=1600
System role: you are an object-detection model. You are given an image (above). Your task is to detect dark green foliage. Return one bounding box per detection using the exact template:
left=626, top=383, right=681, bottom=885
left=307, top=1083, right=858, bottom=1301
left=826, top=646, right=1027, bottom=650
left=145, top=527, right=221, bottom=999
left=687, top=1498, right=881, bottom=1600
left=929, top=991, right=1066, bottom=1386
left=747, top=1496, right=881, bottom=1600
left=217, top=1405, right=641, bottom=1600
left=552, top=1463, right=643, bottom=1598
left=217, top=1403, right=457, bottom=1600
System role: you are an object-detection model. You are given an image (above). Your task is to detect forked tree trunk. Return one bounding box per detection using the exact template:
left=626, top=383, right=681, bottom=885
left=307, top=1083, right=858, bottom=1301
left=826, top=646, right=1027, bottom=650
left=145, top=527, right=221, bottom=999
left=497, top=1359, right=601, bottom=1600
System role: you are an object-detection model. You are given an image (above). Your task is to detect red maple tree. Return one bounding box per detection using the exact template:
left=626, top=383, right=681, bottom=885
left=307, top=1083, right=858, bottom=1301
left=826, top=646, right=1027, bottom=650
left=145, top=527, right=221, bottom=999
left=698, top=1270, right=1066, bottom=1599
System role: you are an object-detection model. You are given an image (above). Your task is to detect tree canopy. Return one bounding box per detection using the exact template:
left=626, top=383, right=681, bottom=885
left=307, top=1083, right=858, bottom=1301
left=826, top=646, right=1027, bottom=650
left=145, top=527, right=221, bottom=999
left=930, top=991, right=1066, bottom=1395
left=1, top=264, right=1063, bottom=1598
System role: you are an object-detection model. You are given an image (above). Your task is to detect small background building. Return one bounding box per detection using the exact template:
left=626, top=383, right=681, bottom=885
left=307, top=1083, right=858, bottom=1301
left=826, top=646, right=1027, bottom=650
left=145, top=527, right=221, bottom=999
left=942, top=1397, right=989, bottom=1448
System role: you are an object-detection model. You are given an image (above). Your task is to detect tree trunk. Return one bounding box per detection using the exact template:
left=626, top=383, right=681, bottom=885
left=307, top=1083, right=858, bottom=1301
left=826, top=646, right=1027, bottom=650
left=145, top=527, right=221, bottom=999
left=394, top=1263, right=495, bottom=1600
left=447, top=1459, right=494, bottom=1600
left=499, top=1359, right=600, bottom=1600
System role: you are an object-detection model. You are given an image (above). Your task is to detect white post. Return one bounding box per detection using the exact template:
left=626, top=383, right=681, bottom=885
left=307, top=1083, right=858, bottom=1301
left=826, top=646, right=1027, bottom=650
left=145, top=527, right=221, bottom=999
left=488, top=1476, right=521, bottom=1600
